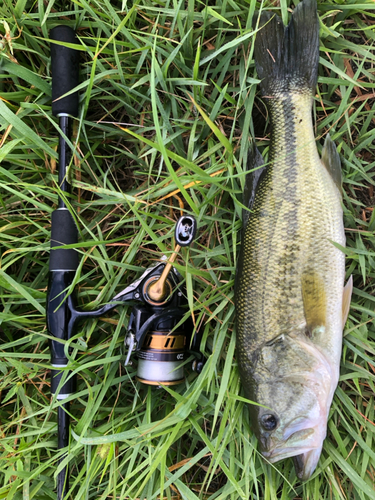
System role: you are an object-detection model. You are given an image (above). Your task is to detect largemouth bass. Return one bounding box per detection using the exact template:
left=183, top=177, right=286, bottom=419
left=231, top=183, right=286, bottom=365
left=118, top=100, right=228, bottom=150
left=235, top=0, right=352, bottom=480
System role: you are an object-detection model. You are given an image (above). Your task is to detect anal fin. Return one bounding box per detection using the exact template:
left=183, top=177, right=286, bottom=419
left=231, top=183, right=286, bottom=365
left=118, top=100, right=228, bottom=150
left=342, top=275, right=353, bottom=326
left=321, top=134, right=342, bottom=194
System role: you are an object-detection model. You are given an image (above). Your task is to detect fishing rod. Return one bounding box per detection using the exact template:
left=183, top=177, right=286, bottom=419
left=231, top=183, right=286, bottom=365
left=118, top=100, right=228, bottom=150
left=48, top=25, right=80, bottom=500
left=48, top=26, right=204, bottom=500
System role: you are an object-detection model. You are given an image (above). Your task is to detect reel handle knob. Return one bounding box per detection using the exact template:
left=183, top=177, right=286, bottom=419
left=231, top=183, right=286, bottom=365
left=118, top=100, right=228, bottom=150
left=175, top=215, right=197, bottom=247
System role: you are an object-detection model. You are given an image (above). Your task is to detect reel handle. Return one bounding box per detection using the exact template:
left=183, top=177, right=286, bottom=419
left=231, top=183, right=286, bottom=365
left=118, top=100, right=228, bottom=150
left=50, top=26, right=80, bottom=117
left=146, top=216, right=197, bottom=303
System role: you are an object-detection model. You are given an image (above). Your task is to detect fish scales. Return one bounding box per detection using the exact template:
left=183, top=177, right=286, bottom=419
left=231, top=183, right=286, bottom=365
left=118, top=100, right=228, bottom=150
left=235, top=0, right=351, bottom=481
left=237, top=93, right=345, bottom=361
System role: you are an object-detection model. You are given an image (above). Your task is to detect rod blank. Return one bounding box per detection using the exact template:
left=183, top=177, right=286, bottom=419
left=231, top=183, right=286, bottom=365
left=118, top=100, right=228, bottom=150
left=57, top=402, right=70, bottom=500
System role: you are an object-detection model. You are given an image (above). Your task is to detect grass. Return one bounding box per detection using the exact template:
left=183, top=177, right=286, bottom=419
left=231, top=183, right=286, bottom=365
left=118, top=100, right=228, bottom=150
left=0, top=0, right=374, bottom=499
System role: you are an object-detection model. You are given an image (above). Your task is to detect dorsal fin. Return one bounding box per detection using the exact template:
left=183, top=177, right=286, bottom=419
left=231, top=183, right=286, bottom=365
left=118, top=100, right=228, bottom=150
left=342, top=275, right=353, bottom=327
left=321, top=134, right=342, bottom=194
left=301, top=271, right=327, bottom=336
left=243, top=141, right=267, bottom=227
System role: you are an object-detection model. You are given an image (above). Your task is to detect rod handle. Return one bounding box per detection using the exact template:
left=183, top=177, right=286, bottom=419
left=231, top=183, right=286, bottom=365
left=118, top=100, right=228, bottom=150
left=50, top=209, right=78, bottom=271
left=50, top=26, right=80, bottom=117
left=51, top=368, right=76, bottom=397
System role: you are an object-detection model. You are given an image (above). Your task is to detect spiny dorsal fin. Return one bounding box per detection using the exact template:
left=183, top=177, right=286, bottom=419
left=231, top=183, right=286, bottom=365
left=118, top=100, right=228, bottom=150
left=321, top=134, right=342, bottom=194
left=342, top=275, right=353, bottom=327
left=243, top=141, right=267, bottom=227
left=301, top=271, right=326, bottom=336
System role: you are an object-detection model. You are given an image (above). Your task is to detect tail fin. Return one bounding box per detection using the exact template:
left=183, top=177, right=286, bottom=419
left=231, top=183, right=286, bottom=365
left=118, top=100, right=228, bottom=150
left=254, top=0, right=319, bottom=96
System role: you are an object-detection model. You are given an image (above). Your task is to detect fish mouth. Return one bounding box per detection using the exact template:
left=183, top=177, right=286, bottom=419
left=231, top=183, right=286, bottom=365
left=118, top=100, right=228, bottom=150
left=261, top=426, right=316, bottom=459
left=261, top=426, right=322, bottom=469
left=262, top=438, right=323, bottom=481
left=293, top=446, right=323, bottom=481
left=262, top=444, right=316, bottom=463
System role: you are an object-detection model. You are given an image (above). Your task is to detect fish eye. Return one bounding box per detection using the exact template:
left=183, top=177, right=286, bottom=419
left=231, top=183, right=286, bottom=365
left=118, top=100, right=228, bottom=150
left=260, top=414, right=278, bottom=431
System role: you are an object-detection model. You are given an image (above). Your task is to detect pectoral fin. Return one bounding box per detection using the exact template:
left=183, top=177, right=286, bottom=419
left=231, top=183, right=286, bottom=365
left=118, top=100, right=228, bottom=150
left=342, top=275, right=353, bottom=326
left=301, top=271, right=326, bottom=336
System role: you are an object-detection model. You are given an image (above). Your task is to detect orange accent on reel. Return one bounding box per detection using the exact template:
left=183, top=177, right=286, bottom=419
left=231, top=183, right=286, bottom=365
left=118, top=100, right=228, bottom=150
left=136, top=377, right=185, bottom=386
left=144, top=333, right=186, bottom=351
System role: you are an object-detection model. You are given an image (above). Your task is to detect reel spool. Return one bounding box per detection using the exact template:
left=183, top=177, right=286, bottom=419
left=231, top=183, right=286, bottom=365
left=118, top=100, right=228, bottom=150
left=129, top=303, right=189, bottom=385
left=137, top=332, right=186, bottom=386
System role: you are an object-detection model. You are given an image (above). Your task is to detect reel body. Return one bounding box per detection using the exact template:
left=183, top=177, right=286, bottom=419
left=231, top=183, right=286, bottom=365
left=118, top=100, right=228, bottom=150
left=124, top=265, right=195, bottom=385
left=121, top=215, right=202, bottom=385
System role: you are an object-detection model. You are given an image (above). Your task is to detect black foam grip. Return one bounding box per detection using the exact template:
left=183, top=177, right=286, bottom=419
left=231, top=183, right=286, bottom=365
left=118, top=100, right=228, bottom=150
left=50, top=26, right=79, bottom=117
left=50, top=209, right=79, bottom=271
left=51, top=369, right=76, bottom=396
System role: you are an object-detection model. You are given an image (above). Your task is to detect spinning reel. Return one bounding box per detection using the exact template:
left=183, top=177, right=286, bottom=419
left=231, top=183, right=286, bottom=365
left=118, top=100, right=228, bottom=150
left=120, top=215, right=204, bottom=385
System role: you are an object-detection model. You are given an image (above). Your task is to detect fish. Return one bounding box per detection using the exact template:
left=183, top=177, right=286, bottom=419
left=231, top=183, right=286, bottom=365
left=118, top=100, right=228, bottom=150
left=235, top=0, right=353, bottom=481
